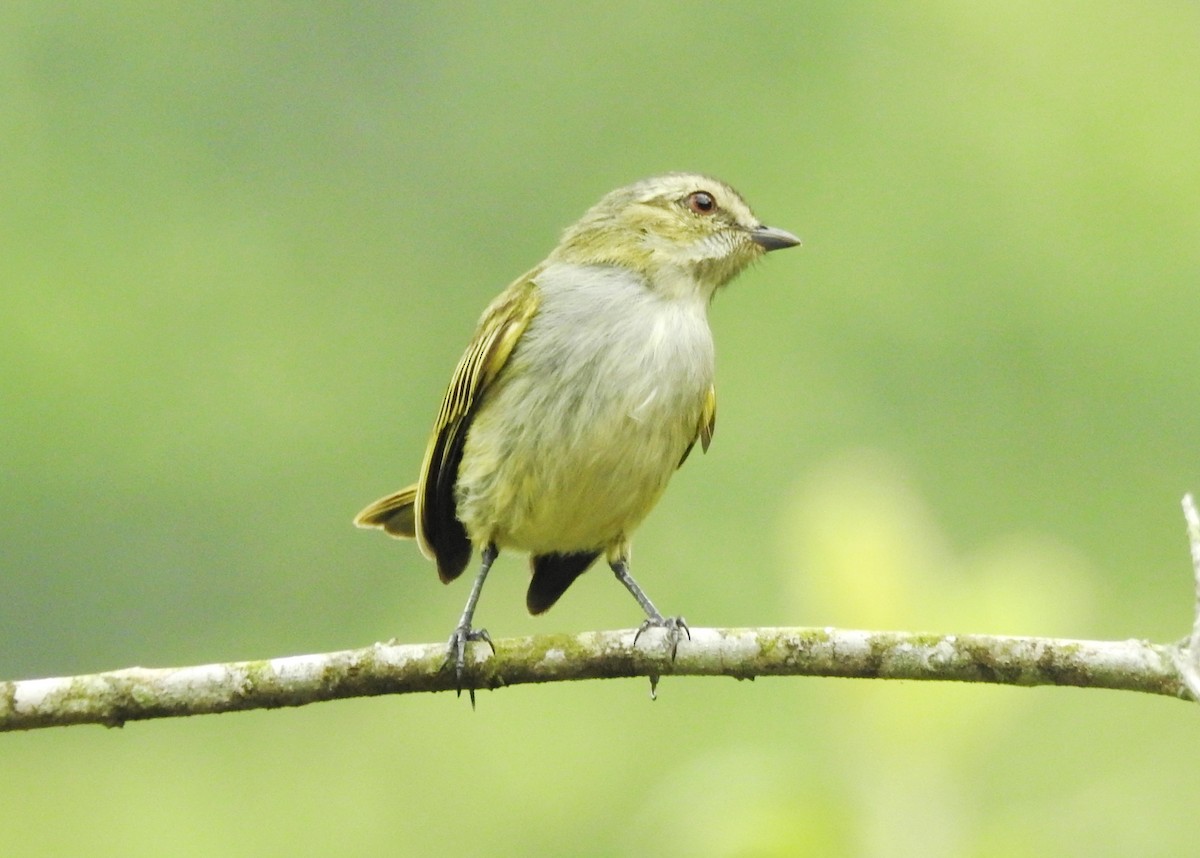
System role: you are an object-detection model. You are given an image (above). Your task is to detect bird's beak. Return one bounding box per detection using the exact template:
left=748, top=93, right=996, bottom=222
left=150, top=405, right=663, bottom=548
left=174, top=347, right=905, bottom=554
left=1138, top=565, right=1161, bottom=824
left=750, top=224, right=802, bottom=252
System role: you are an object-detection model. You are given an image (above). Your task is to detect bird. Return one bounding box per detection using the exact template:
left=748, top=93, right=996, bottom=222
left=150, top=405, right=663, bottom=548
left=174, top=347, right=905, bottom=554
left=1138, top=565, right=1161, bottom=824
left=355, top=172, right=800, bottom=689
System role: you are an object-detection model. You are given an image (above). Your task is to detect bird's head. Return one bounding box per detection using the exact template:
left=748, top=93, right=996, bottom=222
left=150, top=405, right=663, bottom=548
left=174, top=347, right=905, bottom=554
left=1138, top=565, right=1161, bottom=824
left=550, top=173, right=800, bottom=300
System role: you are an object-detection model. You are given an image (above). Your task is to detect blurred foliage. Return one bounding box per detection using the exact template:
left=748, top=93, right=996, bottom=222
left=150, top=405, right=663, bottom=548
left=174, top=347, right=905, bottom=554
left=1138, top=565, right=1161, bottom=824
left=3, top=2, right=1199, bottom=855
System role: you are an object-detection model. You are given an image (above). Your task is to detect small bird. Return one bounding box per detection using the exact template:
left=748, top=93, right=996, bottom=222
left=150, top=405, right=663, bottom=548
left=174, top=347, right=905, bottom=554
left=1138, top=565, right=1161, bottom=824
left=356, top=173, right=799, bottom=687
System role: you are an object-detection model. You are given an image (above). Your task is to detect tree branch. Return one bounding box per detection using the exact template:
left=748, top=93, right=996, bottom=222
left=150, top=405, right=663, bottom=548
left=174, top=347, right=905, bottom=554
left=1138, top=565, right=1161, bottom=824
left=4, top=494, right=1200, bottom=733
left=0, top=626, right=1193, bottom=732
left=1176, top=493, right=1200, bottom=697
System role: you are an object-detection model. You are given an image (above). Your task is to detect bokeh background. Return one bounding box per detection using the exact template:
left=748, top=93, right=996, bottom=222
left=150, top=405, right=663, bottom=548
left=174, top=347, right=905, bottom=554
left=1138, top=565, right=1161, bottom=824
left=4, top=2, right=1199, bottom=855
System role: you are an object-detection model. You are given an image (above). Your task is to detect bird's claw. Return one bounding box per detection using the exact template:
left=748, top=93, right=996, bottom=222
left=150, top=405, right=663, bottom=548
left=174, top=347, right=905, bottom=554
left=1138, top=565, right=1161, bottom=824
left=445, top=625, right=495, bottom=699
left=633, top=615, right=690, bottom=659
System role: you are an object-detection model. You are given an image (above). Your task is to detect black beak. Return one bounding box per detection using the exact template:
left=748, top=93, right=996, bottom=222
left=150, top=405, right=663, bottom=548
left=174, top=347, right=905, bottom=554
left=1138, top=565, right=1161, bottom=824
left=750, top=224, right=802, bottom=252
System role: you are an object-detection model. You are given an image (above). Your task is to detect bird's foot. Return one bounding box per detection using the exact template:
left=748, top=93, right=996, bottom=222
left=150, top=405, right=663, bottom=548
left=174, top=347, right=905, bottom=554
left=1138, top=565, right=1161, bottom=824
left=633, top=614, right=690, bottom=659
left=444, top=625, right=495, bottom=701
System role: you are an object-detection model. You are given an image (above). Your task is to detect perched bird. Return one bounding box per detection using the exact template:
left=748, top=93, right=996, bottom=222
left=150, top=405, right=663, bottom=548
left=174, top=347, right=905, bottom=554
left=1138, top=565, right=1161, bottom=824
left=356, top=173, right=800, bottom=686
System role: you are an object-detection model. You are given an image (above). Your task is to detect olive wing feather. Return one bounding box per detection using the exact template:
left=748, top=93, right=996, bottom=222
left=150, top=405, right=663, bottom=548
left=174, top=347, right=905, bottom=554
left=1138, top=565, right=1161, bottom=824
left=415, top=275, right=541, bottom=582
left=678, top=383, right=716, bottom=468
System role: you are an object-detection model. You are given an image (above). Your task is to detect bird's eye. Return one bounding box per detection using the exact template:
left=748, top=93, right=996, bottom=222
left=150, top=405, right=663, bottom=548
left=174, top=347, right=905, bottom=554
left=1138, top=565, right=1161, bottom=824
left=686, top=191, right=717, bottom=215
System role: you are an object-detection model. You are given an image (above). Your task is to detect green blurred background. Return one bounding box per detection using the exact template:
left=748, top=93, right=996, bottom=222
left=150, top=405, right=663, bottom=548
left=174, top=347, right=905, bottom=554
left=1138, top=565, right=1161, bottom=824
left=4, top=2, right=1199, bottom=855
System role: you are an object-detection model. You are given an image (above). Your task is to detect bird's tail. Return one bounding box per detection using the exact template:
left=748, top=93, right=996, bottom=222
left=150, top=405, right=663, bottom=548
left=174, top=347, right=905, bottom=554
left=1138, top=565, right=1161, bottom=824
left=353, top=485, right=418, bottom=539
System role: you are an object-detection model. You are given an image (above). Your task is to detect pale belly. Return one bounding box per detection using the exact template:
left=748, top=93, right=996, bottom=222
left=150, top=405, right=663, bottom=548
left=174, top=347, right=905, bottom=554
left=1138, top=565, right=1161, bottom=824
left=455, top=384, right=702, bottom=553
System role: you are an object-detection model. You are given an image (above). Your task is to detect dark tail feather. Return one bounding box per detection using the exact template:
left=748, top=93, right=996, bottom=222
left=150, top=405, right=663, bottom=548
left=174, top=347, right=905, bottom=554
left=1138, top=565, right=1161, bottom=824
left=527, top=551, right=601, bottom=614
left=355, top=484, right=472, bottom=583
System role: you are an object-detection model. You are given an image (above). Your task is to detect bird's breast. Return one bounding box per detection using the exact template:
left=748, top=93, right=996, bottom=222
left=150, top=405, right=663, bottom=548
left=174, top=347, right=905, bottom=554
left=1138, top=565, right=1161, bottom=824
left=454, top=264, right=716, bottom=553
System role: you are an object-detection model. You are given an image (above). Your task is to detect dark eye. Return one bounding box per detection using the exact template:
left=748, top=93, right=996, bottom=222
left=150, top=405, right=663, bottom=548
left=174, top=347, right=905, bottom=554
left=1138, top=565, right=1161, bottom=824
left=686, top=191, right=717, bottom=215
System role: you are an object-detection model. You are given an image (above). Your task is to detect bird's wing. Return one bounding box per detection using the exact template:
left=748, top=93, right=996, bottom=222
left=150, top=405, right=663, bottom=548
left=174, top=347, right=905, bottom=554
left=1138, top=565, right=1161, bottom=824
left=415, top=273, right=541, bottom=582
left=678, top=383, right=716, bottom=468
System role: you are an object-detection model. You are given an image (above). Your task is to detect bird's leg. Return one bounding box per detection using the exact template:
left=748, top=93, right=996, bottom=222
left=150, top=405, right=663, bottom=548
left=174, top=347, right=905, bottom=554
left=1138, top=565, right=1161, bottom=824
left=610, top=557, right=690, bottom=658
left=446, top=542, right=498, bottom=698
